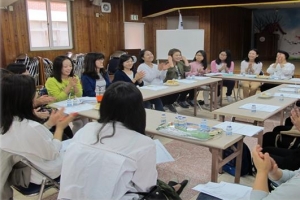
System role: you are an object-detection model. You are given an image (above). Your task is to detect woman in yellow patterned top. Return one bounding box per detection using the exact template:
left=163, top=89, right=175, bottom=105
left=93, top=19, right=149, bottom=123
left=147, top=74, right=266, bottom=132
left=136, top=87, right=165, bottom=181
left=46, top=56, right=87, bottom=134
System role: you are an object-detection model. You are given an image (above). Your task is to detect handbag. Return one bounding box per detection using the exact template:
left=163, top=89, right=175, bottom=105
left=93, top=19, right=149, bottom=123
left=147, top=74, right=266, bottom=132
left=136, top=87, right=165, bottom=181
left=275, top=126, right=300, bottom=149
left=127, top=180, right=181, bottom=200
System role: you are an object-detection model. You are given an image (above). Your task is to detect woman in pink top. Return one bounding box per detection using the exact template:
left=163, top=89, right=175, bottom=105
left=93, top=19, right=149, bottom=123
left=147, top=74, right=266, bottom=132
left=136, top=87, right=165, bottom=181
left=187, top=50, right=211, bottom=110
left=211, top=49, right=235, bottom=103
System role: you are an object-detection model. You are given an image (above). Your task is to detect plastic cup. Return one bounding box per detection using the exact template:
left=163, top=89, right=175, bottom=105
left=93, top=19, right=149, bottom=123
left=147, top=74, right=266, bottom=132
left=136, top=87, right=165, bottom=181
left=96, top=94, right=103, bottom=103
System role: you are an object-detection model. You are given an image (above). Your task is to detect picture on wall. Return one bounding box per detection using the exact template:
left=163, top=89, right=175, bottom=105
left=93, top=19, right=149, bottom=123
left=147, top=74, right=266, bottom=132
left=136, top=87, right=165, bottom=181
left=253, top=8, right=300, bottom=59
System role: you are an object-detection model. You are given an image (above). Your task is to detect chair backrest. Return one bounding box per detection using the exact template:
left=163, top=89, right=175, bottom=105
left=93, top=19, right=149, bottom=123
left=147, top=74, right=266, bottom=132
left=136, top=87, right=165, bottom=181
left=42, top=58, right=53, bottom=80
left=0, top=150, right=24, bottom=199
left=73, top=53, right=85, bottom=78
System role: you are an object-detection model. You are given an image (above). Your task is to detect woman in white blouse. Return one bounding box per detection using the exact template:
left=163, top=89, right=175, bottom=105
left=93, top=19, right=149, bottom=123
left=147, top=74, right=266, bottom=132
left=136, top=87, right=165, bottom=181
left=58, top=82, right=187, bottom=200
left=0, top=74, right=76, bottom=184
left=261, top=50, right=295, bottom=92
left=240, top=49, right=263, bottom=98
left=137, top=49, right=170, bottom=111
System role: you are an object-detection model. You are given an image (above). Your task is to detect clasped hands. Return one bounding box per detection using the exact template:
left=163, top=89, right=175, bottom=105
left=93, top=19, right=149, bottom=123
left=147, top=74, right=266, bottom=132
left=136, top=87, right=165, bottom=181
left=44, top=108, right=78, bottom=129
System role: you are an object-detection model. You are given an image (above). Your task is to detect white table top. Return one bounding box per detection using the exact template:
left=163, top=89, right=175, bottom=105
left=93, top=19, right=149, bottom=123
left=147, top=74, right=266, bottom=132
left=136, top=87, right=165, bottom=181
left=139, top=78, right=221, bottom=101
left=212, top=84, right=298, bottom=121
left=210, top=74, right=298, bottom=84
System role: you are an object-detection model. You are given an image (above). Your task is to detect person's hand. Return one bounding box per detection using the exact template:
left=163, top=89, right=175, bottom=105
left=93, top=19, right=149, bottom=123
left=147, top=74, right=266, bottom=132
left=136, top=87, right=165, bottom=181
left=68, top=77, right=78, bottom=87
left=46, top=108, right=68, bottom=127
left=34, top=95, right=56, bottom=106
left=135, top=71, right=145, bottom=80
left=205, top=68, right=211, bottom=73
left=158, top=62, right=171, bottom=71
left=197, top=66, right=205, bottom=74
left=167, top=56, right=174, bottom=67
left=252, top=145, right=272, bottom=174
left=269, top=157, right=279, bottom=175
left=181, top=56, right=187, bottom=62
left=56, top=112, right=78, bottom=130
left=34, top=108, right=50, bottom=119
left=291, top=107, right=300, bottom=131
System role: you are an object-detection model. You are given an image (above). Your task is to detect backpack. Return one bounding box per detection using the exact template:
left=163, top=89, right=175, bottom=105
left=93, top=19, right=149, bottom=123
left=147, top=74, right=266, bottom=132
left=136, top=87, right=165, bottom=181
left=222, top=142, right=252, bottom=176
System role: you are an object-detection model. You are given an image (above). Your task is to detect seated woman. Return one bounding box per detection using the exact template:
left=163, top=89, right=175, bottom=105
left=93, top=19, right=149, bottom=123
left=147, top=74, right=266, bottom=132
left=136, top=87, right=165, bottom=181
left=162, top=48, right=191, bottom=112
left=240, top=49, right=263, bottom=98
left=211, top=49, right=235, bottom=103
left=251, top=144, right=300, bottom=199
left=0, top=74, right=76, bottom=184
left=58, top=82, right=188, bottom=199
left=260, top=50, right=295, bottom=92
left=112, top=54, right=145, bottom=87
left=81, top=52, right=111, bottom=97
left=138, top=49, right=170, bottom=111
left=187, top=50, right=211, bottom=110
left=45, top=55, right=88, bottom=134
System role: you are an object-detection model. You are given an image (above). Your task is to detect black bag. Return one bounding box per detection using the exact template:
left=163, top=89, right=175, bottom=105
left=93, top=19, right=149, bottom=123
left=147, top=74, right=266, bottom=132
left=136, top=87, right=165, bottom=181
left=127, top=180, right=181, bottom=200
left=222, top=142, right=252, bottom=176
left=275, top=127, right=300, bottom=149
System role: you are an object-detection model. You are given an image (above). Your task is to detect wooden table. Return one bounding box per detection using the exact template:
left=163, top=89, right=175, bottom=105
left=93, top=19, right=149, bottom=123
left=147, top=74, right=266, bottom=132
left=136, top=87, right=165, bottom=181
left=212, top=84, right=298, bottom=145
left=210, top=74, right=298, bottom=106
left=139, top=77, right=221, bottom=116
left=78, top=108, right=244, bottom=183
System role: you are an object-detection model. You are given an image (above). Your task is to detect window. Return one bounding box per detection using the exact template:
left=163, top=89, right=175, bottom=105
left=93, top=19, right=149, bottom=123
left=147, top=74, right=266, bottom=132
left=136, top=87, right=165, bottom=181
left=26, top=0, right=73, bottom=50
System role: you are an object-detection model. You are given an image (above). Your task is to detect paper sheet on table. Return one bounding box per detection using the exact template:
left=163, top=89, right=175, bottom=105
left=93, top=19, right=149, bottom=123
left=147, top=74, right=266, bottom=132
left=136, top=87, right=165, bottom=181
left=192, top=181, right=251, bottom=200
left=176, top=79, right=197, bottom=84
left=78, top=97, right=97, bottom=103
left=52, top=100, right=95, bottom=114
left=287, top=84, right=300, bottom=88
left=154, top=139, right=174, bottom=164
left=193, top=76, right=211, bottom=80
left=213, top=121, right=263, bottom=136
left=274, top=93, right=300, bottom=99
left=278, top=88, right=296, bottom=92
left=239, top=103, right=280, bottom=112
left=204, top=73, right=223, bottom=76
left=139, top=85, right=169, bottom=91
left=61, top=138, right=174, bottom=164
left=290, top=78, right=300, bottom=82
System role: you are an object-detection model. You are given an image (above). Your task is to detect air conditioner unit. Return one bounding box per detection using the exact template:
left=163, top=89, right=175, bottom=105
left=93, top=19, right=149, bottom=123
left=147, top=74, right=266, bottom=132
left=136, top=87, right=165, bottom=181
left=101, top=2, right=111, bottom=13
left=91, top=0, right=102, bottom=6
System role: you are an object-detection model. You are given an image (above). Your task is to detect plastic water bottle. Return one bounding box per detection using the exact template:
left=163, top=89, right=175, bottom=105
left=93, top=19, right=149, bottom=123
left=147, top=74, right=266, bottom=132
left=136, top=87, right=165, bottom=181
left=279, top=94, right=284, bottom=101
left=200, top=119, right=208, bottom=131
left=181, top=116, right=187, bottom=129
left=67, top=98, right=73, bottom=107
left=226, top=125, right=232, bottom=136
left=161, top=113, right=167, bottom=125
left=174, top=116, right=179, bottom=128
left=251, top=104, right=256, bottom=113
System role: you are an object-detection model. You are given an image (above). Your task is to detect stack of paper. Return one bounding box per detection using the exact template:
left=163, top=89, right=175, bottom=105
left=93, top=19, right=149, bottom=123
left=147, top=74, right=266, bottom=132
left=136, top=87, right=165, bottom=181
left=279, top=88, right=297, bottom=92
left=176, top=79, right=197, bottom=84
left=287, top=84, right=300, bottom=88
left=290, top=78, right=300, bottom=82
left=274, top=93, right=300, bottom=99
left=239, top=103, right=280, bottom=112
left=192, top=181, right=251, bottom=200
left=213, top=121, right=263, bottom=136
left=193, top=76, right=211, bottom=80
left=140, top=85, right=169, bottom=91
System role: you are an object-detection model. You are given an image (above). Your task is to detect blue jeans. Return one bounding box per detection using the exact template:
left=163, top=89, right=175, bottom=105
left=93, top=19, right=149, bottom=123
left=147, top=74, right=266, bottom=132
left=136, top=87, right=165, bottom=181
left=144, top=98, right=164, bottom=111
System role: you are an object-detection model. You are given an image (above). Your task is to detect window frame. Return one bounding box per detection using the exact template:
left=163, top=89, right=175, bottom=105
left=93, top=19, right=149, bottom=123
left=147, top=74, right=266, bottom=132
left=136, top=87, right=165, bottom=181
left=26, top=0, right=73, bottom=51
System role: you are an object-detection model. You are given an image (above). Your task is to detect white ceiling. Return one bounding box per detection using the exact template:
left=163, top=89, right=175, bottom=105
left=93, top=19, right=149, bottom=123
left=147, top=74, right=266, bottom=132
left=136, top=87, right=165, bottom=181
left=0, top=0, right=19, bottom=8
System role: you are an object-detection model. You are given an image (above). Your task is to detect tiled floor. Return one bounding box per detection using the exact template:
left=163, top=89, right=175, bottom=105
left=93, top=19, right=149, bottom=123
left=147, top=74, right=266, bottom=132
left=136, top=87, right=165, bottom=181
left=13, top=87, right=284, bottom=200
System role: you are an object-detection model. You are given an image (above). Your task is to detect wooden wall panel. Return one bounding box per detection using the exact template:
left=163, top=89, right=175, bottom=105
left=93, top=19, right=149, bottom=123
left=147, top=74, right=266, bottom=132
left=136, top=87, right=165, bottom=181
left=0, top=0, right=126, bottom=67
left=142, top=7, right=252, bottom=62
left=1, top=0, right=251, bottom=70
